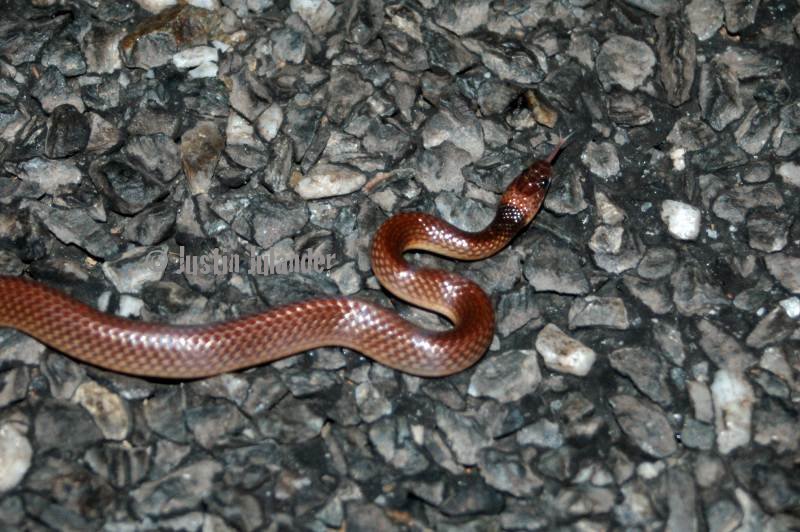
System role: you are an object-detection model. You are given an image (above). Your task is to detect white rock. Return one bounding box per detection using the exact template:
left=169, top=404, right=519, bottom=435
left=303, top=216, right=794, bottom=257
left=102, top=245, right=168, bottom=294
left=779, top=297, right=800, bottom=318
left=226, top=113, right=260, bottom=147
left=133, top=0, right=176, bottom=12
left=17, top=157, right=82, bottom=194
left=187, top=0, right=220, bottom=9
left=687, top=380, right=714, bottom=423
left=595, top=191, right=625, bottom=225
left=660, top=200, right=701, bottom=240
left=534, top=324, right=597, bottom=377
left=188, top=62, right=218, bottom=79
left=711, top=370, right=754, bottom=454
left=777, top=161, right=800, bottom=188
left=73, top=381, right=131, bottom=440
left=670, top=147, right=687, bottom=170
left=293, top=163, right=366, bottom=199
left=248, top=0, right=274, bottom=12
left=290, top=0, right=335, bottom=32
left=256, top=104, right=283, bottom=142
left=0, top=421, right=32, bottom=493
left=134, top=0, right=219, bottom=12
left=118, top=295, right=145, bottom=318
left=173, top=46, right=218, bottom=69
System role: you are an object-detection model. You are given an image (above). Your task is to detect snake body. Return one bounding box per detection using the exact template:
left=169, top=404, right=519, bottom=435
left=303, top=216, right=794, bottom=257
left=0, top=155, right=556, bottom=378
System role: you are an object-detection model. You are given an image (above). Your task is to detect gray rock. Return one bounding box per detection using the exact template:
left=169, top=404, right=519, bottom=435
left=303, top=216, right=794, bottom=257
left=746, top=306, right=797, bottom=349
left=609, top=347, right=672, bottom=405
left=293, top=162, right=366, bottom=199
left=369, top=417, right=429, bottom=475
left=524, top=238, right=590, bottom=295
left=32, top=204, right=121, bottom=259
left=607, top=91, right=654, bottom=126
left=0, top=367, right=29, bottom=409
left=468, top=350, right=541, bottom=402
left=581, top=141, right=620, bottom=179
left=699, top=60, right=744, bottom=131
left=495, top=286, right=541, bottom=336
left=656, top=16, right=696, bottom=106
left=686, top=0, right=724, bottom=40
left=132, top=459, right=222, bottom=516
left=746, top=210, right=790, bottom=252
left=211, top=190, right=308, bottom=249
left=16, top=157, right=82, bottom=195
left=185, top=401, right=249, bottom=449
left=609, top=395, right=677, bottom=458
left=362, top=120, right=412, bottom=160
left=596, top=35, right=656, bottom=91
left=435, top=405, right=491, bottom=466
left=102, top=245, right=167, bottom=294
left=735, top=105, right=779, bottom=155
left=712, top=183, right=783, bottom=224
left=415, top=142, right=470, bottom=193
left=517, top=418, right=564, bottom=449
left=765, top=253, right=800, bottom=294
left=86, top=112, right=123, bottom=153
left=283, top=101, right=323, bottom=161
left=256, top=395, right=324, bottom=443
left=464, top=38, right=546, bottom=85
left=439, top=475, right=504, bottom=517
left=31, top=66, right=84, bottom=113
left=623, top=274, right=674, bottom=314
left=424, top=27, right=478, bottom=76
left=89, top=155, right=168, bottom=215
left=478, top=448, right=543, bottom=497
left=125, top=134, right=182, bottom=183
left=638, top=247, right=678, bottom=279
left=624, top=0, right=679, bottom=15
left=681, top=418, right=715, bottom=450
left=181, top=122, right=225, bottom=194
left=123, top=203, right=177, bottom=245
left=671, top=262, right=728, bottom=316
left=697, top=319, right=757, bottom=373
left=42, top=38, right=86, bottom=77
left=84, top=443, right=151, bottom=488
left=568, top=296, right=630, bottom=330
left=722, top=0, right=760, bottom=33
left=34, top=401, right=103, bottom=452
left=435, top=0, right=489, bottom=35
left=355, top=381, right=393, bottom=423
left=325, top=68, right=373, bottom=125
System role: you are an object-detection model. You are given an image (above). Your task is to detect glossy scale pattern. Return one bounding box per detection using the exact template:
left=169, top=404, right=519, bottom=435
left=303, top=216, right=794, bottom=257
left=0, top=156, right=556, bottom=378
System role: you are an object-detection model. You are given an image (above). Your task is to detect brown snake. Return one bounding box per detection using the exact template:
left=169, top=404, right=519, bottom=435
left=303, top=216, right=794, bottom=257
left=0, top=144, right=561, bottom=378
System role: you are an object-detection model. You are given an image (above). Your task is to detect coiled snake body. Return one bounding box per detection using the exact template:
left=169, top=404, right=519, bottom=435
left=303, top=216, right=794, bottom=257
left=0, top=150, right=558, bottom=378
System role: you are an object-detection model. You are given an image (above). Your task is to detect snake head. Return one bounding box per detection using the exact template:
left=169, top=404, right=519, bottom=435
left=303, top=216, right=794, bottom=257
left=514, top=160, right=552, bottom=196
left=498, top=160, right=552, bottom=225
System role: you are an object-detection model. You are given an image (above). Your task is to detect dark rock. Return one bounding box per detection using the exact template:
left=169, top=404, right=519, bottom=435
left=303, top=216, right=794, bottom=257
left=45, top=105, right=90, bottom=158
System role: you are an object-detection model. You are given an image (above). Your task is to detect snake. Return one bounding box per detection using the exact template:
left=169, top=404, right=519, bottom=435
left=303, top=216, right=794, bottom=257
left=0, top=143, right=562, bottom=378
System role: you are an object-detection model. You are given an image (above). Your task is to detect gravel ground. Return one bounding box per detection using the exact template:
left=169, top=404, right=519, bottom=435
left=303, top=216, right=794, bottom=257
left=1, top=0, right=799, bottom=530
